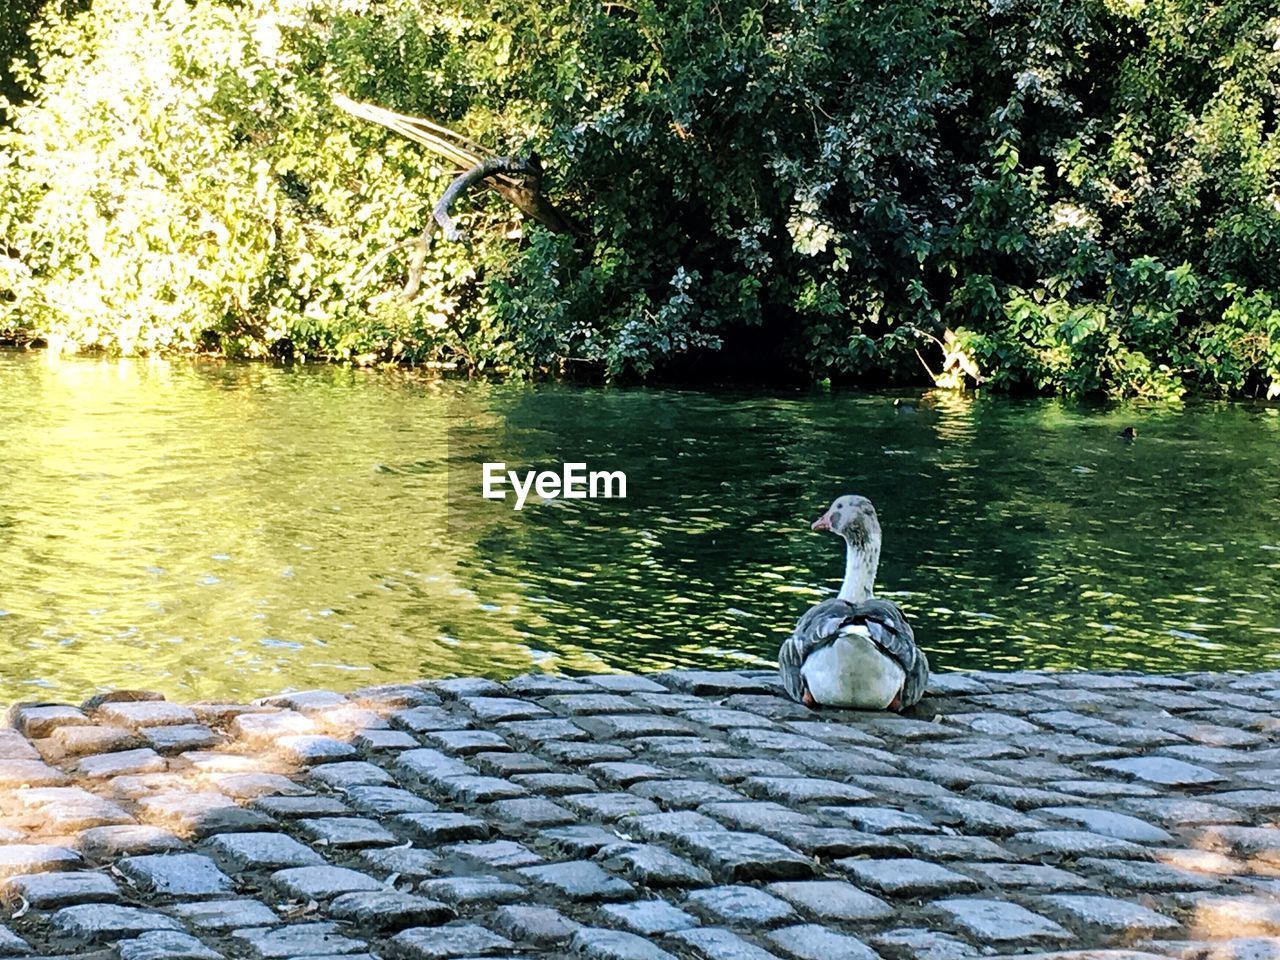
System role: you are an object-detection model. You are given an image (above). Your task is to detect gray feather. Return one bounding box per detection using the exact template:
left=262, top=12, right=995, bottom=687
left=778, top=596, right=929, bottom=708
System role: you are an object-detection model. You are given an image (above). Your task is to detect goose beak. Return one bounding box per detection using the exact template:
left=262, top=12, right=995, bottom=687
left=811, top=512, right=833, bottom=532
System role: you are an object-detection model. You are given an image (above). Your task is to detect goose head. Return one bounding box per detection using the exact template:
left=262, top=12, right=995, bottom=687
left=812, top=494, right=882, bottom=602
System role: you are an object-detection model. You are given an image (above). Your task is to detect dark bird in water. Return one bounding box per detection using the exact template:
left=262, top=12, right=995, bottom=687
left=1118, top=426, right=1138, bottom=441
left=778, top=495, right=929, bottom=711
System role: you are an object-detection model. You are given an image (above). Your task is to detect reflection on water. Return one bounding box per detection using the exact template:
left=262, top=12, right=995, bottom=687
left=1, top=350, right=1278, bottom=701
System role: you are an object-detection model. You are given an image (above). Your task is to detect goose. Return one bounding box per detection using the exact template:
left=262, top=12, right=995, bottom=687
left=778, top=495, right=929, bottom=711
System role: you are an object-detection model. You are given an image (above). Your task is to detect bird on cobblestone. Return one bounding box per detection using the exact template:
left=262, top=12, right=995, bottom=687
left=778, top=494, right=929, bottom=711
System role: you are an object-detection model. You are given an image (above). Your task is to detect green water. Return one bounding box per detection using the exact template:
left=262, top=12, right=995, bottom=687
left=1, top=350, right=1278, bottom=702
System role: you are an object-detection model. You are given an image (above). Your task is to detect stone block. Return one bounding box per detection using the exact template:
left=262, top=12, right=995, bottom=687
left=10, top=704, right=91, bottom=739
left=685, top=885, right=796, bottom=926
left=0, top=758, right=69, bottom=787
left=0, top=844, right=81, bottom=877
left=485, top=796, right=575, bottom=826
left=270, top=865, right=382, bottom=900
left=667, top=927, right=778, bottom=960
left=229, top=921, right=366, bottom=958
left=253, top=795, right=353, bottom=818
left=96, top=701, right=197, bottom=728
left=766, top=880, right=894, bottom=922
left=117, top=853, right=235, bottom=897
left=1051, top=807, right=1182, bottom=851
left=569, top=927, right=679, bottom=960
left=419, top=875, right=525, bottom=905
left=1091, top=756, right=1225, bottom=786
left=565, top=792, right=662, bottom=820
left=328, top=890, right=453, bottom=930
left=676, top=831, right=813, bottom=883
left=141, top=724, right=221, bottom=753
left=116, top=930, right=222, bottom=960
left=387, top=923, right=512, bottom=959
left=492, top=903, right=581, bottom=943
left=2, top=870, right=121, bottom=907
left=170, top=899, right=280, bottom=931
left=275, top=734, right=359, bottom=764
left=599, top=901, right=698, bottom=935
left=836, top=858, right=978, bottom=897
left=439, top=839, right=543, bottom=868
left=50, top=904, right=182, bottom=942
left=343, top=785, right=436, bottom=815
left=1039, top=894, right=1180, bottom=933
left=763, top=924, right=879, bottom=960
left=517, top=860, right=635, bottom=900
left=1012, top=830, right=1151, bottom=860
left=307, top=760, right=396, bottom=788
left=49, top=724, right=141, bottom=756
left=77, top=748, right=166, bottom=779
left=76, top=825, right=185, bottom=860
left=202, top=831, right=324, bottom=871
left=391, top=812, right=489, bottom=844
left=596, top=843, right=711, bottom=887
left=297, top=816, right=399, bottom=848
left=934, top=898, right=1072, bottom=942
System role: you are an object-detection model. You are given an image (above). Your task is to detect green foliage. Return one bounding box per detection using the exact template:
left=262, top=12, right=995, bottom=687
left=0, top=0, right=44, bottom=106
left=1, top=0, right=1278, bottom=396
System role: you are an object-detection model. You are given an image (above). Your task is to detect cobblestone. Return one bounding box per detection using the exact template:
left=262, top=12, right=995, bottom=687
left=229, top=921, right=366, bottom=958
left=50, top=904, right=182, bottom=942
left=2, top=870, right=121, bottom=906
left=837, top=857, right=979, bottom=897
left=1039, top=894, right=1180, bottom=933
left=271, top=864, right=383, bottom=899
left=0, top=667, right=1275, bottom=960
left=76, top=824, right=184, bottom=859
left=766, top=880, right=894, bottom=922
left=571, top=926, right=678, bottom=960
left=601, top=900, right=698, bottom=935
left=597, top=842, right=711, bottom=886
left=418, top=874, right=525, bottom=905
left=492, top=903, right=580, bottom=942
left=1040, top=806, right=1173, bottom=843
left=0, top=844, right=81, bottom=876
left=684, top=885, right=796, bottom=925
left=388, top=923, right=511, bottom=959
left=169, top=898, right=279, bottom=931
left=117, top=929, right=221, bottom=960
left=764, top=923, right=879, bottom=960
left=327, top=890, right=453, bottom=930
left=518, top=859, right=635, bottom=900
left=297, top=815, right=400, bottom=847
left=117, top=852, right=235, bottom=897
left=203, top=831, right=323, bottom=870
left=669, top=926, right=777, bottom=960
left=934, top=898, right=1072, bottom=942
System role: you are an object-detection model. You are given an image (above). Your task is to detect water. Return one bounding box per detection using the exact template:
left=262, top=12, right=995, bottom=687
left=1, top=350, right=1278, bottom=702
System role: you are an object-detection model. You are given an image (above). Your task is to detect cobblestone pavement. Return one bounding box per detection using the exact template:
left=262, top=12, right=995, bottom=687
left=0, top=669, right=1277, bottom=960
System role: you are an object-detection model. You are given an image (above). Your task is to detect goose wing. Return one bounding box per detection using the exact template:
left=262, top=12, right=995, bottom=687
left=778, top=597, right=929, bottom=708
left=852, top=598, right=930, bottom=708
left=778, top=598, right=861, bottom=702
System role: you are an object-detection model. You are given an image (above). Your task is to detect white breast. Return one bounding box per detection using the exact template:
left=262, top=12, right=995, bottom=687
left=802, top=625, right=905, bottom=709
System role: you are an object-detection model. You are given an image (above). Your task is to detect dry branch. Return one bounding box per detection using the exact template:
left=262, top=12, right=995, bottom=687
left=333, top=93, right=579, bottom=298
left=434, top=156, right=535, bottom=242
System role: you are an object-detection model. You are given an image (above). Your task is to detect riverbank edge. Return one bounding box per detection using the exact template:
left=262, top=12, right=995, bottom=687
left=0, top=665, right=1276, bottom=960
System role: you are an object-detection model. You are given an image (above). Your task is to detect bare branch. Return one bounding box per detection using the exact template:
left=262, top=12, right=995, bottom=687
left=401, top=228, right=432, bottom=301
left=434, top=156, right=536, bottom=243
left=352, top=238, right=420, bottom=288
left=333, top=92, right=582, bottom=299
left=332, top=93, right=528, bottom=188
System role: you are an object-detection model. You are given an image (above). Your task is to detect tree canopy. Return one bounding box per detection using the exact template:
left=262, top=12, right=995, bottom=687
left=1, top=0, right=1278, bottom=397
